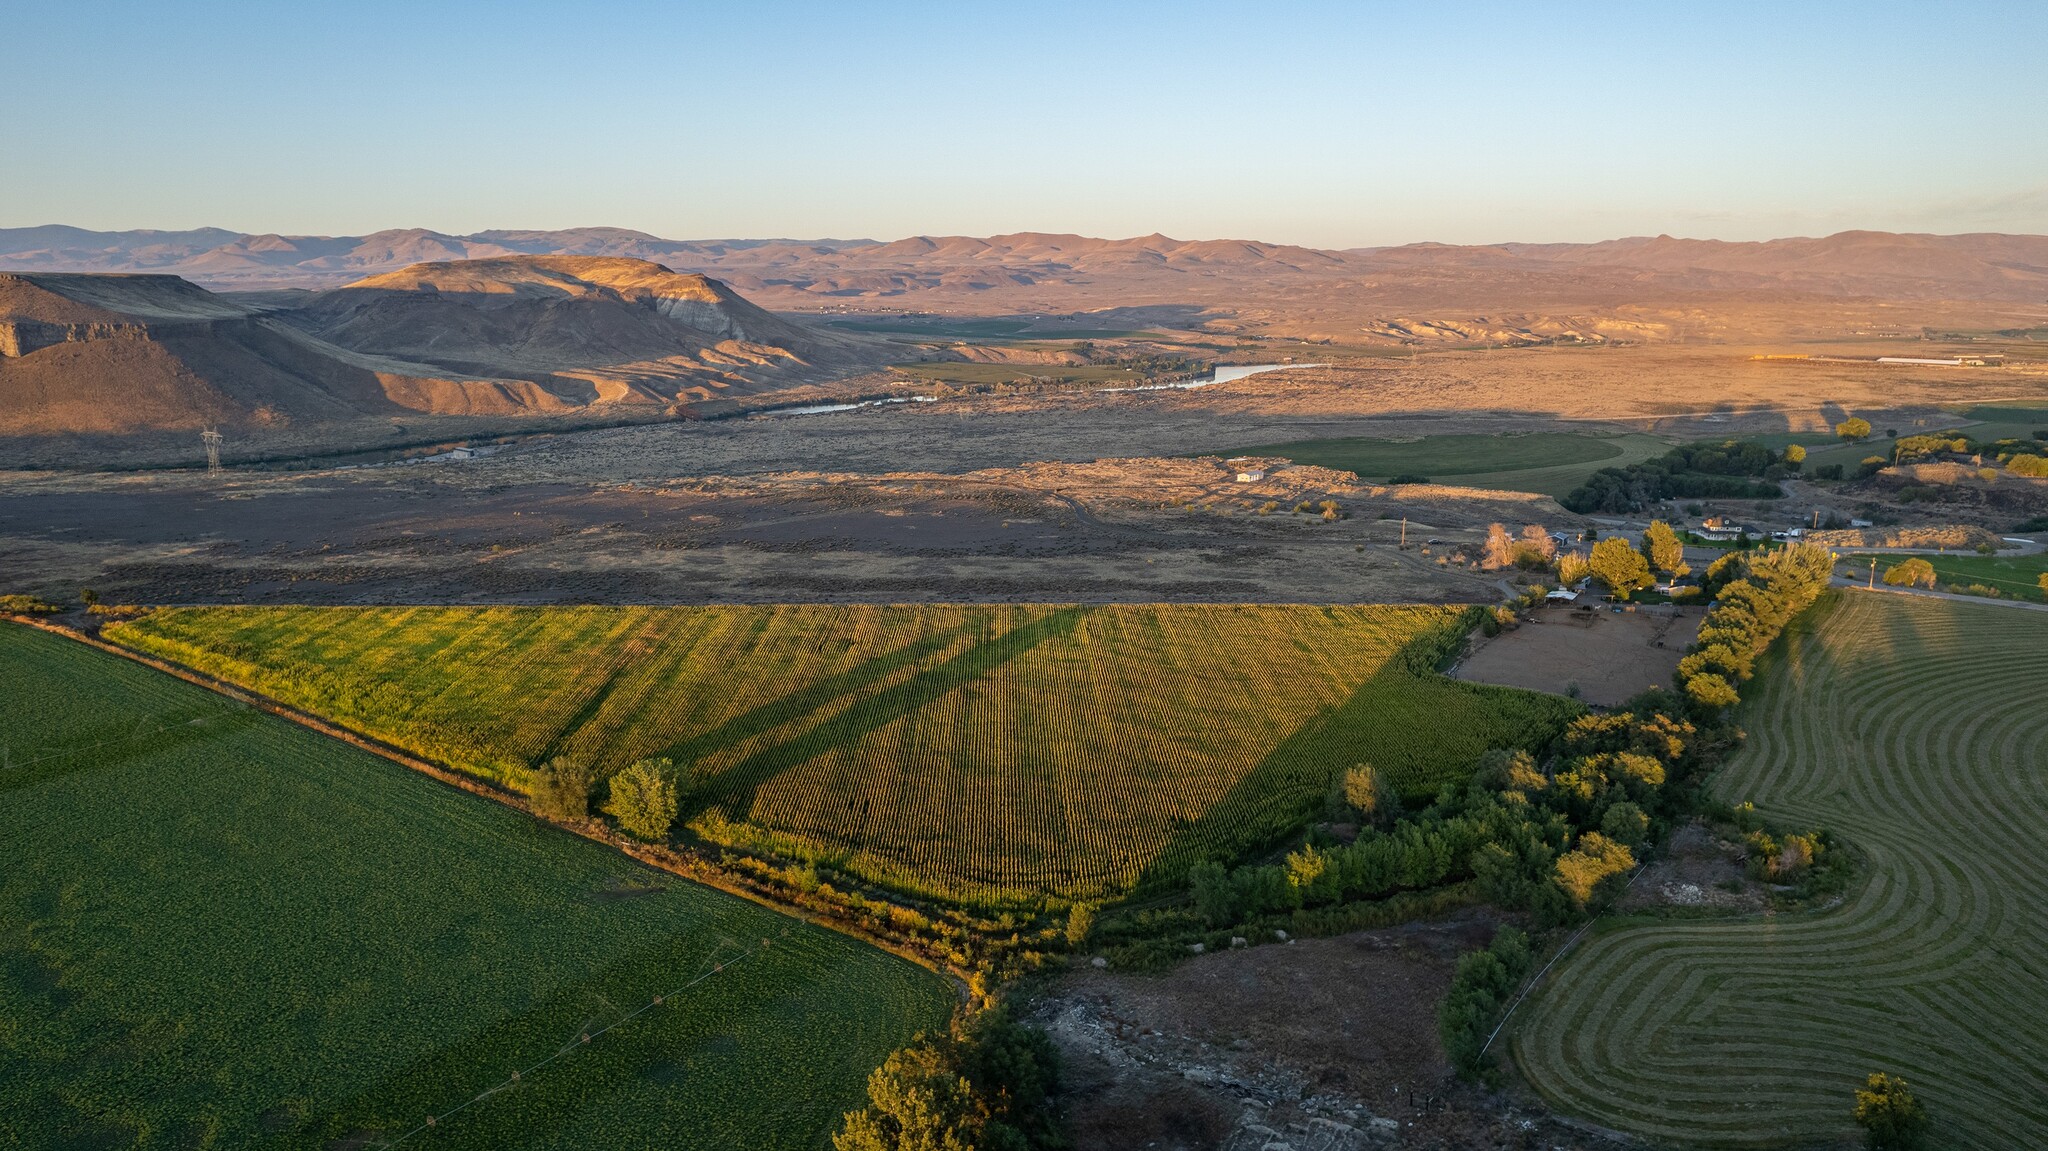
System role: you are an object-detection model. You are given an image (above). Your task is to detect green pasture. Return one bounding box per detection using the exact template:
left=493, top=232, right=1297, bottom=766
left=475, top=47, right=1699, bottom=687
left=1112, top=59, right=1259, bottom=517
left=1851, top=550, right=2048, bottom=602
left=1515, top=593, right=2048, bottom=1147
left=0, top=625, right=949, bottom=1150
left=1215, top=431, right=1671, bottom=498
left=889, top=361, right=1149, bottom=387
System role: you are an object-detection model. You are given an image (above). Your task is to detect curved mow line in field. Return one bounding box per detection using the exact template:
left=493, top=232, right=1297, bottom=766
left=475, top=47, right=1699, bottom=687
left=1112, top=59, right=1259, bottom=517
left=1512, top=594, right=2048, bottom=1149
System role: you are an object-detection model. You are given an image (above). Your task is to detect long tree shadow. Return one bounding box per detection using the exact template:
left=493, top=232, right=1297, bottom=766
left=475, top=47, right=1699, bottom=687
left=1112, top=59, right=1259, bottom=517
left=705, top=606, right=1091, bottom=821
left=1129, top=618, right=1544, bottom=896
left=645, top=622, right=977, bottom=770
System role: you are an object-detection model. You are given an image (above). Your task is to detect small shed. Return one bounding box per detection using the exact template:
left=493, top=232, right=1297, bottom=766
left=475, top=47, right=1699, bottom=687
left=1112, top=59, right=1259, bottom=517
left=1235, top=469, right=1265, bottom=483
left=1546, top=587, right=1580, bottom=603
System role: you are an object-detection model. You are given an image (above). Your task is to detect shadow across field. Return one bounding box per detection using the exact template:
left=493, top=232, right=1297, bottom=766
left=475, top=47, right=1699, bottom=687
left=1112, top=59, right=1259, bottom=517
left=700, top=607, right=1092, bottom=821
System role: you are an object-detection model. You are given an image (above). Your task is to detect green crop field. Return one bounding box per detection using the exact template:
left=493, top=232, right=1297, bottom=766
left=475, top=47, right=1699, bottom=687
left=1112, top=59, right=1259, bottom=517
left=1213, top=432, right=1671, bottom=498
left=1854, top=551, right=2048, bottom=602
left=1514, top=593, right=2048, bottom=1148
left=107, top=604, right=1578, bottom=904
left=890, top=360, right=1149, bottom=387
left=0, top=624, right=950, bottom=1150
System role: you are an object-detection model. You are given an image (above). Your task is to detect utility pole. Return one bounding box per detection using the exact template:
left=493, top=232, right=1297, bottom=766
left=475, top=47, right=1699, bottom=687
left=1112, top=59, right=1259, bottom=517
left=1868, top=557, right=1877, bottom=589
left=1400, top=517, right=1408, bottom=549
left=201, top=428, right=223, bottom=472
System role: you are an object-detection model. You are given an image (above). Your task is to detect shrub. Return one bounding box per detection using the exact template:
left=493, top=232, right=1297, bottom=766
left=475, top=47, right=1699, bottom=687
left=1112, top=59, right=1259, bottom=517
left=528, top=756, right=597, bottom=821
left=1600, top=801, right=1649, bottom=847
left=604, top=757, right=680, bottom=840
left=1439, top=927, right=1532, bottom=1080
left=1386, top=473, right=1430, bottom=485
left=1064, top=902, right=1094, bottom=949
left=1852, top=1072, right=1928, bottom=1150
left=1813, top=463, right=1845, bottom=480
left=836, top=1011, right=1063, bottom=1151
left=2005, top=453, right=2048, bottom=478
left=0, top=594, right=62, bottom=615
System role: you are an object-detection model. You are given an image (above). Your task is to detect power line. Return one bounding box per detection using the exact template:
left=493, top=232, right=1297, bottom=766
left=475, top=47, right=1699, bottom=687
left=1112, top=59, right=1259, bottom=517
left=371, top=927, right=792, bottom=1148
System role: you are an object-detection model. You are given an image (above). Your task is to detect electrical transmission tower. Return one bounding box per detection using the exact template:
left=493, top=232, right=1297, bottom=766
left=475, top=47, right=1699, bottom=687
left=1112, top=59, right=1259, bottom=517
left=201, top=428, right=223, bottom=471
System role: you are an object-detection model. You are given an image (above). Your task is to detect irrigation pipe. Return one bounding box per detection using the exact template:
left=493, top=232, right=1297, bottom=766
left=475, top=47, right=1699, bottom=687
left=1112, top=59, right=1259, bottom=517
left=372, top=926, right=792, bottom=1148
left=1480, top=863, right=1650, bottom=1057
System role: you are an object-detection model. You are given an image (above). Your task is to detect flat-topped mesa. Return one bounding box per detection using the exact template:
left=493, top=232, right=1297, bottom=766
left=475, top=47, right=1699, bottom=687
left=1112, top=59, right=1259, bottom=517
left=302, top=255, right=858, bottom=371
left=337, top=256, right=780, bottom=342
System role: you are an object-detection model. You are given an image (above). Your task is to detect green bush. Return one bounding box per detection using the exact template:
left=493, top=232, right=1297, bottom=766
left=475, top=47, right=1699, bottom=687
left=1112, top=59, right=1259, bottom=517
left=528, top=756, right=596, bottom=821
left=604, top=757, right=680, bottom=840
left=1439, top=927, right=1532, bottom=1080
left=0, top=594, right=62, bottom=615
left=835, top=1011, right=1063, bottom=1151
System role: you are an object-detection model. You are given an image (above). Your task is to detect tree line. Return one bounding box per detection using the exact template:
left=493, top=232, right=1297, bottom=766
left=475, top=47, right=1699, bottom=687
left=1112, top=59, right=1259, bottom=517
left=1563, top=440, right=1797, bottom=513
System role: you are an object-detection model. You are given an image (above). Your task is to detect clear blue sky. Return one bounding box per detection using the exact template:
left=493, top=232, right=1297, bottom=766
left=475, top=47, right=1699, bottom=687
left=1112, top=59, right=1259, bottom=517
left=6, top=0, right=2045, bottom=246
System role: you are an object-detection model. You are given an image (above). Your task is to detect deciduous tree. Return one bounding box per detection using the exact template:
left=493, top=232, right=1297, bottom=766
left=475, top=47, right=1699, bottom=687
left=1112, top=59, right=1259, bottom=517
left=1554, top=832, right=1635, bottom=908
left=1556, top=551, right=1592, bottom=585
left=1882, top=558, right=1936, bottom=589
left=1836, top=417, right=1873, bottom=442
left=603, top=757, right=680, bottom=841
left=1589, top=537, right=1654, bottom=599
left=1481, top=523, right=1516, bottom=570
left=1343, top=762, right=1398, bottom=824
left=1641, top=520, right=1686, bottom=575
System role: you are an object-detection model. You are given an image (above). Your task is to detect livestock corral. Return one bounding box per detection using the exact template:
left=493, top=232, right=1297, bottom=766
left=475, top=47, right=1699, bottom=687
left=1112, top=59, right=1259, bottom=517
left=1453, top=602, right=1704, bottom=708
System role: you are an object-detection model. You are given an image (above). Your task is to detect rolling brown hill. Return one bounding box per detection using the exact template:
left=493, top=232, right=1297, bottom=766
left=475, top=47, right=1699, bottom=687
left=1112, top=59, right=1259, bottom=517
left=0, top=272, right=536, bottom=438
left=287, top=256, right=876, bottom=401
left=0, top=259, right=883, bottom=455
left=8, top=226, right=2046, bottom=305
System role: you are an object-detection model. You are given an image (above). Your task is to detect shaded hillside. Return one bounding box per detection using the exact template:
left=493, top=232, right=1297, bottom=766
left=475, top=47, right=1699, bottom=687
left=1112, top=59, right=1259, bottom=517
left=0, top=263, right=880, bottom=456
left=0, top=272, right=529, bottom=437
left=287, top=256, right=876, bottom=400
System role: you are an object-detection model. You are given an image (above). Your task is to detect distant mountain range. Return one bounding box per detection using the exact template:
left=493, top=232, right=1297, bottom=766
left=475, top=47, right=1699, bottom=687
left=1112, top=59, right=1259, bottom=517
left=6, top=226, right=2048, bottom=303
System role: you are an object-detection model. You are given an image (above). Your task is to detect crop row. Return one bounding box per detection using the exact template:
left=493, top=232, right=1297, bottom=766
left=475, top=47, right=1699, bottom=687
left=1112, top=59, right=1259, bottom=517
left=110, top=604, right=1576, bottom=902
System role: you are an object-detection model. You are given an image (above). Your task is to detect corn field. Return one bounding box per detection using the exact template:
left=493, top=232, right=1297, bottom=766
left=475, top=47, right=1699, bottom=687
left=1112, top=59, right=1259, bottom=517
left=112, top=604, right=1578, bottom=903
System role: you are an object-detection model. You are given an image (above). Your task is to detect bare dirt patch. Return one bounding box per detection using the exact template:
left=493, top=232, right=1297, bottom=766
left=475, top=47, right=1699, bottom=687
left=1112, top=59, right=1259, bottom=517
left=1036, top=913, right=1625, bottom=1150
left=1615, top=821, right=1765, bottom=914
left=0, top=455, right=1559, bottom=606
left=1452, top=604, right=1702, bottom=708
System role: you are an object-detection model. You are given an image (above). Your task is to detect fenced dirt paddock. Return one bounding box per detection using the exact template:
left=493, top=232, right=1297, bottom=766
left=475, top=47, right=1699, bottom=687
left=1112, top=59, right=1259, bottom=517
left=1451, top=603, right=1702, bottom=707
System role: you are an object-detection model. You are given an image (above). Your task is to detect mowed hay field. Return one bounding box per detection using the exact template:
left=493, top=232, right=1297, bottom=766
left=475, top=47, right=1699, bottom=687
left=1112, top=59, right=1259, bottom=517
left=0, top=625, right=950, bottom=1150
left=108, top=604, right=1578, bottom=903
left=1515, top=593, right=2048, bottom=1148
